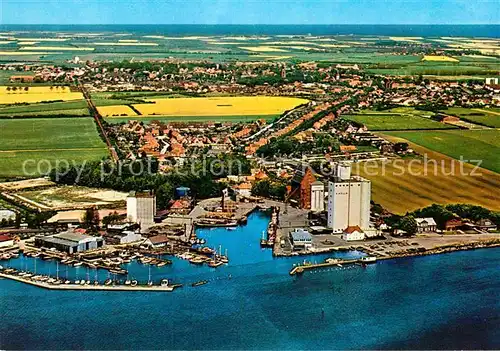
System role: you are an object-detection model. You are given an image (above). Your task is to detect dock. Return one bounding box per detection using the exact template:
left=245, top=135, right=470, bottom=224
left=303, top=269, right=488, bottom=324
left=0, top=272, right=181, bottom=292
left=289, top=258, right=365, bottom=275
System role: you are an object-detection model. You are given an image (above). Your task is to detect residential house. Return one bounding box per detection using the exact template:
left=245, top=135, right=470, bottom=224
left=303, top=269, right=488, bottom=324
left=342, top=226, right=365, bottom=241
left=445, top=219, right=463, bottom=231
left=415, top=218, right=437, bottom=233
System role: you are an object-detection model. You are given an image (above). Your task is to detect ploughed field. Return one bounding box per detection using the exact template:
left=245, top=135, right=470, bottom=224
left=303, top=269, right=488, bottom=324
left=354, top=135, right=500, bottom=214
left=0, top=118, right=107, bottom=178
left=98, top=96, right=308, bottom=121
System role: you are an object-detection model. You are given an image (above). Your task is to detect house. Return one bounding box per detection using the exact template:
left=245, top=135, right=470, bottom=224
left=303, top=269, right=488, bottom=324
left=0, top=235, right=14, bottom=248
left=475, top=218, right=497, bottom=232
left=168, top=199, right=191, bottom=214
left=232, top=182, right=253, bottom=197
left=445, top=219, right=463, bottom=231
left=342, top=226, right=365, bottom=241
left=144, top=235, right=169, bottom=248
left=290, top=167, right=317, bottom=209
left=415, top=218, right=437, bottom=233
left=9, top=75, right=34, bottom=83
left=106, top=230, right=143, bottom=245
left=289, top=229, right=313, bottom=250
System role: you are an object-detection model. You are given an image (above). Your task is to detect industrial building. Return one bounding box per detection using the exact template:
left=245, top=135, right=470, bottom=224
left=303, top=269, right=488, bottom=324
left=34, top=231, right=104, bottom=253
left=127, top=191, right=156, bottom=232
left=289, top=228, right=313, bottom=250
left=327, top=162, right=371, bottom=233
left=310, top=181, right=325, bottom=212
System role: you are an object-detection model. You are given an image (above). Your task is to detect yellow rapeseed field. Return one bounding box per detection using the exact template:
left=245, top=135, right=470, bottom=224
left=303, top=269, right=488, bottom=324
left=0, top=86, right=84, bottom=104
left=101, top=97, right=308, bottom=118
left=239, top=46, right=288, bottom=52
left=422, top=55, right=459, bottom=62
left=97, top=105, right=137, bottom=117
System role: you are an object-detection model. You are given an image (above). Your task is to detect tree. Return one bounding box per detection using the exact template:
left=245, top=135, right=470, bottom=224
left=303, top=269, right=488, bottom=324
left=82, top=207, right=100, bottom=229
left=101, top=211, right=123, bottom=227
left=398, top=215, right=418, bottom=236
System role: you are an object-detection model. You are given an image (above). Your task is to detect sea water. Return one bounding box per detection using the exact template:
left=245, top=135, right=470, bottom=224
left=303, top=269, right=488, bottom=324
left=1, top=211, right=499, bottom=349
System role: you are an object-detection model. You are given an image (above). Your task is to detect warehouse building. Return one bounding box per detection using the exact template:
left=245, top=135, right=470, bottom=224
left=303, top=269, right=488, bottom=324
left=35, top=230, right=104, bottom=253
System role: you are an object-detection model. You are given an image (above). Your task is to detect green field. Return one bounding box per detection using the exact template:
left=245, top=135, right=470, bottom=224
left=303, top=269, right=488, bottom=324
left=0, top=118, right=108, bottom=177
left=344, top=107, right=454, bottom=130
left=104, top=114, right=280, bottom=124
left=441, top=107, right=500, bottom=128
left=0, top=100, right=90, bottom=117
left=344, top=113, right=453, bottom=130
left=382, top=129, right=500, bottom=173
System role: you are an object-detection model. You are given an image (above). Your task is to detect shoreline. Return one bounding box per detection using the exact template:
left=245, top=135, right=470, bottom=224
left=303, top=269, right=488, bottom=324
left=288, top=239, right=500, bottom=275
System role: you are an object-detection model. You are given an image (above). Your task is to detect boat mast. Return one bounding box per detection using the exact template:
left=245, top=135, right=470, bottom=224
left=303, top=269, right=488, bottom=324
left=56, top=261, right=59, bottom=280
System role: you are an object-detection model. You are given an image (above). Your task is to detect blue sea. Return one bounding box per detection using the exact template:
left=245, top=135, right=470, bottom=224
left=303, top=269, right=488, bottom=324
left=1, top=211, right=499, bottom=350
left=0, top=24, right=499, bottom=38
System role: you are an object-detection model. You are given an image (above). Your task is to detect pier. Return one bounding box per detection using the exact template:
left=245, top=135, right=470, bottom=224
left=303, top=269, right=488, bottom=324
left=0, top=271, right=182, bottom=292
left=289, top=258, right=364, bottom=275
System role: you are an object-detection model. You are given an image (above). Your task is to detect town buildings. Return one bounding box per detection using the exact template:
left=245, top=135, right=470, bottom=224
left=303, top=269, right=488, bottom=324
left=327, top=163, right=371, bottom=233
left=127, top=191, right=156, bottom=232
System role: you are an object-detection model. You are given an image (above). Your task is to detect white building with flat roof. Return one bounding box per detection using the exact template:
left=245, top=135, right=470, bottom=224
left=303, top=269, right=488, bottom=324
left=127, top=191, right=156, bottom=232
left=327, top=163, right=371, bottom=233
left=310, top=181, right=325, bottom=212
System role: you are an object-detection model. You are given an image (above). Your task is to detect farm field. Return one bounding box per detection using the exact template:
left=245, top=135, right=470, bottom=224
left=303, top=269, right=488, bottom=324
left=441, top=107, right=500, bottom=128
left=14, top=185, right=127, bottom=210
left=343, top=112, right=453, bottom=131
left=99, top=96, right=308, bottom=118
left=353, top=139, right=500, bottom=214
left=105, top=114, right=280, bottom=124
left=1, top=31, right=498, bottom=77
left=0, top=118, right=108, bottom=178
left=0, top=100, right=90, bottom=117
left=380, top=130, right=500, bottom=174
left=0, top=86, right=83, bottom=104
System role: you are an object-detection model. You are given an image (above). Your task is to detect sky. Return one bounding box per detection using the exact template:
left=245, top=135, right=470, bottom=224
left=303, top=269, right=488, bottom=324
left=1, top=0, right=499, bottom=25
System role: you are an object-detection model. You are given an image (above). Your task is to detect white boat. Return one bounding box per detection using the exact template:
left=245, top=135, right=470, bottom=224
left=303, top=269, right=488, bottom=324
left=361, top=256, right=377, bottom=263
left=73, top=262, right=83, bottom=267
left=130, top=280, right=138, bottom=287
left=75, top=280, right=81, bottom=284
left=160, top=279, right=169, bottom=287
left=124, top=279, right=131, bottom=285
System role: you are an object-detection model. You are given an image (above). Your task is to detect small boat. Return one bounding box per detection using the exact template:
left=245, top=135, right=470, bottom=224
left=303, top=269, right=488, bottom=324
left=64, top=280, right=71, bottom=284
left=94, top=281, right=99, bottom=286
left=130, top=280, right=138, bottom=287
left=191, top=280, right=208, bottom=287
left=75, top=280, right=81, bottom=284
left=124, top=279, right=131, bottom=285
left=104, top=279, right=112, bottom=286
left=85, top=280, right=90, bottom=285
left=160, top=279, right=169, bottom=287
left=361, top=256, right=377, bottom=263
left=73, top=262, right=83, bottom=267
left=157, top=262, right=167, bottom=267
